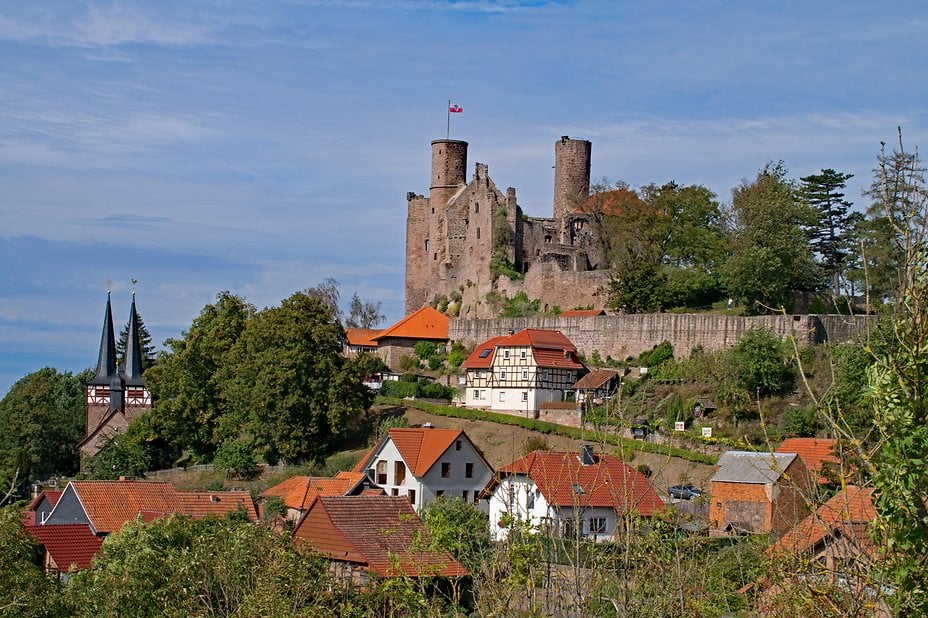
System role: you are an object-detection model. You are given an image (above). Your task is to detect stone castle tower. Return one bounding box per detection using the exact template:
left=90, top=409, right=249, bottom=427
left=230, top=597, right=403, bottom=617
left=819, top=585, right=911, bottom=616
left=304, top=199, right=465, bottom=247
left=78, top=291, right=152, bottom=460
left=405, top=135, right=607, bottom=318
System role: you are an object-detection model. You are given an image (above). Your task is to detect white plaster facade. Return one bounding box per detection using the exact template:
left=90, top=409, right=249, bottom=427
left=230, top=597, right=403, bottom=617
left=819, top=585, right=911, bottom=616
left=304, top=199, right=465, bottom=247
left=358, top=429, right=493, bottom=514
left=486, top=474, right=619, bottom=542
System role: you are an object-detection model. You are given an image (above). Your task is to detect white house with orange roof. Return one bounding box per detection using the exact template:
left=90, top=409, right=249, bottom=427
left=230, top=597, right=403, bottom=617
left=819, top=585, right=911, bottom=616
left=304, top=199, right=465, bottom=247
left=370, top=306, right=449, bottom=369
left=352, top=426, right=493, bottom=513
left=485, top=447, right=664, bottom=542
left=461, top=328, right=586, bottom=417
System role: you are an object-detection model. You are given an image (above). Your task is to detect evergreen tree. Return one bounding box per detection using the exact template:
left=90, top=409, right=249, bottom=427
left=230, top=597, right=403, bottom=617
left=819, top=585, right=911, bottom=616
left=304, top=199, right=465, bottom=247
left=117, top=313, right=155, bottom=371
left=799, top=168, right=855, bottom=295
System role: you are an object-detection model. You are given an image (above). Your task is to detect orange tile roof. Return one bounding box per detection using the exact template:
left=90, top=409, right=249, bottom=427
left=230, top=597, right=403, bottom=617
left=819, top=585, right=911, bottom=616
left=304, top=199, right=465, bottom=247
left=293, top=495, right=466, bottom=578
left=770, top=486, right=876, bottom=556
left=177, top=490, right=258, bottom=520
left=64, top=480, right=258, bottom=533
left=373, top=306, right=448, bottom=341
left=493, top=451, right=664, bottom=516
left=776, top=438, right=839, bottom=482
left=386, top=427, right=462, bottom=477
left=559, top=309, right=606, bottom=317
left=23, top=524, right=103, bottom=570
left=461, top=335, right=507, bottom=369
left=345, top=328, right=381, bottom=347
left=499, top=328, right=576, bottom=350
left=261, top=471, right=366, bottom=511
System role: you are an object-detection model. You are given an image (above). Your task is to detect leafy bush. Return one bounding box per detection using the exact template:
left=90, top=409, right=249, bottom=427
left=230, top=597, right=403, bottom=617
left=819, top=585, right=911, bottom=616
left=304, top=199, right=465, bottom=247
left=781, top=406, right=820, bottom=437
left=427, top=354, right=444, bottom=371
left=446, top=341, right=468, bottom=368
left=414, top=340, right=438, bottom=360
left=645, top=340, right=674, bottom=367
left=397, top=354, right=418, bottom=372
left=380, top=380, right=418, bottom=398
left=731, top=327, right=795, bottom=395
left=213, top=440, right=257, bottom=479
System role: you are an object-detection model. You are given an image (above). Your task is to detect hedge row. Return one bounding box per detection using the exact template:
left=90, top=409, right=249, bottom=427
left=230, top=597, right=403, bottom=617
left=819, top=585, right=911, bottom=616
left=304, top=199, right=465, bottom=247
left=375, top=396, right=718, bottom=465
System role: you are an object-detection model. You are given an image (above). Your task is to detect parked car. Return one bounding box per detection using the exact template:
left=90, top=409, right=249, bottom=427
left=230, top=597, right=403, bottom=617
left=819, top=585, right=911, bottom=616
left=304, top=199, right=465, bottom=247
left=668, top=484, right=703, bottom=500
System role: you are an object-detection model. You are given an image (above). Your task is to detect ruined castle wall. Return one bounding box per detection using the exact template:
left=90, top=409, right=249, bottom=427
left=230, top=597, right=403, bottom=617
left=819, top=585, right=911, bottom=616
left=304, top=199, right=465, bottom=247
left=449, top=314, right=874, bottom=360
left=496, top=265, right=609, bottom=313
left=405, top=193, right=432, bottom=313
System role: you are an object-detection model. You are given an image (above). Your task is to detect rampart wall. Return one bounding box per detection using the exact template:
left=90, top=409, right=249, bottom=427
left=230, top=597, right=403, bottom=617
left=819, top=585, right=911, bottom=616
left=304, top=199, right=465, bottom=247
left=449, top=314, right=874, bottom=360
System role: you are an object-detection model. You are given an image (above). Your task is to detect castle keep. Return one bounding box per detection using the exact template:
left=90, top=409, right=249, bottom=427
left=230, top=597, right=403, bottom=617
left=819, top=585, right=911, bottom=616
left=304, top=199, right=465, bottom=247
left=405, top=136, right=611, bottom=318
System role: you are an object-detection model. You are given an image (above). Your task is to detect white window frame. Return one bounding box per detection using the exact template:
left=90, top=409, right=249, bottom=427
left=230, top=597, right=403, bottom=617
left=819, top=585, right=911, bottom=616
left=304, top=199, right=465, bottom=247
left=521, top=369, right=528, bottom=380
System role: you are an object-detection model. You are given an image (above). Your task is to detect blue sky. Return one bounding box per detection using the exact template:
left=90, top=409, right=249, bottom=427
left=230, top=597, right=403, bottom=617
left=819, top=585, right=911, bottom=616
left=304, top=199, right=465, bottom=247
left=1, top=0, right=926, bottom=396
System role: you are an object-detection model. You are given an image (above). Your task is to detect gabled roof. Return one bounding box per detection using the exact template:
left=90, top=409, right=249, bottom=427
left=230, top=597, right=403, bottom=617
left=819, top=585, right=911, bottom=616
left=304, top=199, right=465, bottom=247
left=53, top=480, right=258, bottom=534
left=76, top=407, right=128, bottom=450
left=559, top=309, right=606, bottom=317
left=770, top=486, right=876, bottom=556
left=776, top=438, right=839, bottom=482
left=345, top=328, right=382, bottom=348
left=462, top=329, right=584, bottom=370
left=23, top=524, right=103, bottom=570
left=177, top=490, right=258, bottom=520
left=27, top=490, right=62, bottom=511
left=572, top=369, right=620, bottom=390
left=461, top=336, right=507, bottom=369
left=357, top=428, right=464, bottom=477
left=492, top=451, right=664, bottom=516
left=711, top=451, right=798, bottom=485
left=292, top=495, right=466, bottom=578
left=262, top=471, right=367, bottom=511
left=373, top=306, right=448, bottom=342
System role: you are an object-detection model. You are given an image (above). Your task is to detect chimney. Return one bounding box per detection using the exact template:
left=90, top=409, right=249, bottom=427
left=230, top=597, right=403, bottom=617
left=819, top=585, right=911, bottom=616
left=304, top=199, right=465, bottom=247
left=508, top=329, right=515, bottom=335
left=422, top=422, right=434, bottom=429
left=32, top=483, right=41, bottom=499
left=580, top=444, right=595, bottom=466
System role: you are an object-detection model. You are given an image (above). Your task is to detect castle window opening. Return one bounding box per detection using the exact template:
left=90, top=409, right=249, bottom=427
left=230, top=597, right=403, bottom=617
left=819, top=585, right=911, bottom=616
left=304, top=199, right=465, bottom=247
left=425, top=239, right=430, bottom=253
left=545, top=235, right=552, bottom=243
left=433, top=253, right=437, bottom=261
left=476, top=227, right=481, bottom=239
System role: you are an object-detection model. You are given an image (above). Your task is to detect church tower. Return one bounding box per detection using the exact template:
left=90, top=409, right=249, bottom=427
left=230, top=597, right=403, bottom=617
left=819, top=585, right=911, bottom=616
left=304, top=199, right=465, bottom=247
left=79, top=291, right=152, bottom=460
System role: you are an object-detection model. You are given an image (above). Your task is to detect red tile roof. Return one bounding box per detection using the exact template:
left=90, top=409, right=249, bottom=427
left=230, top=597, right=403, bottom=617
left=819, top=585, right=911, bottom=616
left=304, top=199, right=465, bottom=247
left=776, top=438, right=839, bottom=482
left=462, top=329, right=584, bottom=370
left=493, top=451, right=664, bottom=515
left=63, top=480, right=258, bottom=533
left=461, top=335, right=507, bottom=369
left=262, top=471, right=367, bottom=511
left=23, top=524, right=103, bottom=570
left=373, top=306, right=448, bottom=342
left=770, top=486, right=876, bottom=556
left=345, top=328, right=381, bottom=348
left=559, top=309, right=606, bottom=317
left=27, top=490, right=62, bottom=511
left=292, top=495, right=466, bottom=578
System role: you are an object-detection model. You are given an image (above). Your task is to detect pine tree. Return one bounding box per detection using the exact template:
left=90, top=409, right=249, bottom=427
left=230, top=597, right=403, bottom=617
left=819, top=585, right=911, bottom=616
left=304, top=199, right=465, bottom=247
left=117, top=313, right=155, bottom=371
left=800, top=168, right=855, bottom=295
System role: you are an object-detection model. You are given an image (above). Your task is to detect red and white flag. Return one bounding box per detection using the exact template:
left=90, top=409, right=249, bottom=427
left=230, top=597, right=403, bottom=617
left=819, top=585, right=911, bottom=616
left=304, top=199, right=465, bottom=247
left=449, top=103, right=463, bottom=113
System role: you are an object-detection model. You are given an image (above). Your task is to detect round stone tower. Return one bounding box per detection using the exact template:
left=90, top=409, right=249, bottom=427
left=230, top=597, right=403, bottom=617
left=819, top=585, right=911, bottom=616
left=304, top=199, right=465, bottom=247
left=553, top=136, right=592, bottom=221
left=430, top=139, right=468, bottom=208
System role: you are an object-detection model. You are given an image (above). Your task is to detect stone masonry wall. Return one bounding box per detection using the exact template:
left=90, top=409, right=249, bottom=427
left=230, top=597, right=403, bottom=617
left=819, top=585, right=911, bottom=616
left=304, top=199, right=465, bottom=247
left=449, top=314, right=874, bottom=360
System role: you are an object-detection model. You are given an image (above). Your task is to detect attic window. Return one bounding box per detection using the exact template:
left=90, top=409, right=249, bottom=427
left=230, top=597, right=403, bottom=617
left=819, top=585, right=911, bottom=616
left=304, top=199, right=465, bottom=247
left=456, top=440, right=462, bottom=451
left=572, top=483, right=584, bottom=494
left=210, top=496, right=220, bottom=503
left=479, top=349, right=491, bottom=358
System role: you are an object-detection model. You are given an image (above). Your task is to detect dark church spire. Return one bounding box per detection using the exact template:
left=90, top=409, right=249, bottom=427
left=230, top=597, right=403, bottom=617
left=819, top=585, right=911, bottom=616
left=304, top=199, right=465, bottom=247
left=91, top=291, right=118, bottom=385
left=123, top=292, right=145, bottom=385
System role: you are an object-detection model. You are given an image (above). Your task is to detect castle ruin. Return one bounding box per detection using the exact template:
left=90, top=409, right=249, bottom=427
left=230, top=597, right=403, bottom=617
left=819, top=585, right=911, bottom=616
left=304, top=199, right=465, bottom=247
left=405, top=136, right=612, bottom=318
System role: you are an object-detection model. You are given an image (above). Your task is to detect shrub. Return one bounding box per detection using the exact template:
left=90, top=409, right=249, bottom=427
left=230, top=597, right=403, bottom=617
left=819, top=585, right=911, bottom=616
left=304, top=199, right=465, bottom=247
left=731, top=327, right=795, bottom=395
left=397, top=354, right=418, bottom=372
left=380, top=380, right=418, bottom=398
left=414, top=340, right=438, bottom=360
left=213, top=440, right=257, bottom=479
left=427, top=354, right=444, bottom=371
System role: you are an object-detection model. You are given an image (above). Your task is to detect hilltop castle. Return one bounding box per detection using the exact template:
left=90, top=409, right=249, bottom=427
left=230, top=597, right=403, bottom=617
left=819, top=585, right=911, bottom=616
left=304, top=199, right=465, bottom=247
left=405, top=136, right=611, bottom=318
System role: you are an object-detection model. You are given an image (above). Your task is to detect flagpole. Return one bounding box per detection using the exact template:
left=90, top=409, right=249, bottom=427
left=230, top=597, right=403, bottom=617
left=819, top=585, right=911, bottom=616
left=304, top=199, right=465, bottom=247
left=447, top=99, right=451, bottom=139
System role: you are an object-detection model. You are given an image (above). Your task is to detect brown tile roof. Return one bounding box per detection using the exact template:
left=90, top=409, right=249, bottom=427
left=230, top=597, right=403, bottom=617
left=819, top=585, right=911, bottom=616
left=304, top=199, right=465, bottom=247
left=373, top=306, right=448, bottom=342
left=493, top=451, right=664, bottom=516
left=292, top=495, right=466, bottom=578
left=580, top=187, right=647, bottom=216
left=345, top=328, right=382, bottom=347
left=261, top=471, right=366, bottom=511
left=776, top=438, right=839, bottom=482
left=461, top=335, right=507, bottom=369
left=572, top=369, right=620, bottom=390
left=559, top=309, right=606, bottom=317
left=23, top=524, right=103, bottom=570
left=64, top=480, right=258, bottom=533
left=500, top=328, right=576, bottom=350
left=770, top=486, right=876, bottom=557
